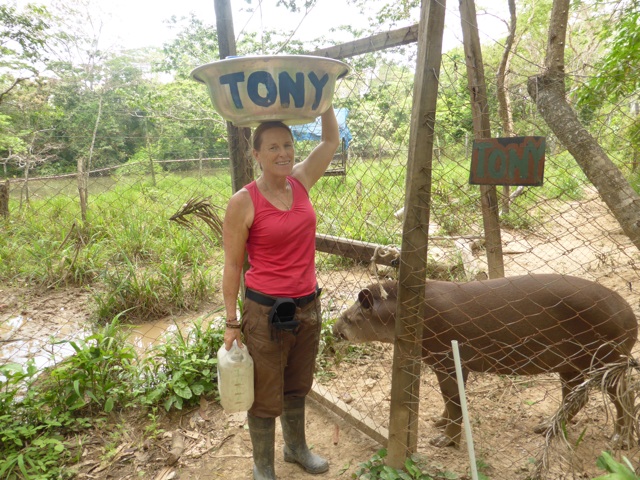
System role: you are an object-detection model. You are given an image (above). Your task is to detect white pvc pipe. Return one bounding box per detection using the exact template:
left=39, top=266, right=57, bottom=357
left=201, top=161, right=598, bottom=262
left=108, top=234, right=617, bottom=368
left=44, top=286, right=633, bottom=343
left=451, top=340, right=479, bottom=480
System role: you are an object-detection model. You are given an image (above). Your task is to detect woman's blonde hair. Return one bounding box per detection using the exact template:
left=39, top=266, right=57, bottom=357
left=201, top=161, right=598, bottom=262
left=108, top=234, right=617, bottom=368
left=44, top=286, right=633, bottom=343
left=252, top=121, right=294, bottom=150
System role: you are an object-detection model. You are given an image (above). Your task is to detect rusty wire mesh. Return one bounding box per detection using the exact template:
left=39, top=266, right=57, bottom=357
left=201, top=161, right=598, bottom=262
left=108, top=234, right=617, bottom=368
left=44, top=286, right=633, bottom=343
left=2, top=3, right=640, bottom=479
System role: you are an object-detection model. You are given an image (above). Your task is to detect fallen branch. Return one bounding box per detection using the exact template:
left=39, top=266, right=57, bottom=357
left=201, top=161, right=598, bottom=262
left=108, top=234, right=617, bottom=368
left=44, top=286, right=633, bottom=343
left=195, top=434, right=234, bottom=458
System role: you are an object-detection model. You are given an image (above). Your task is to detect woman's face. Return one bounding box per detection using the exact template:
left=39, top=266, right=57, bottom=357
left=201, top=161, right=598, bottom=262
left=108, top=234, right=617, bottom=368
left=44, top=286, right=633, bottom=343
left=253, top=127, right=295, bottom=175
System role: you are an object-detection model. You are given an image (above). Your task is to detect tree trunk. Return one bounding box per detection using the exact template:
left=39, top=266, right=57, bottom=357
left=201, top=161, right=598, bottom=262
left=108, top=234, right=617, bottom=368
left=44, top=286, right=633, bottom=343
left=632, top=102, right=639, bottom=173
left=528, top=0, right=640, bottom=250
left=23, top=161, right=30, bottom=206
left=77, top=158, right=87, bottom=223
left=496, top=0, right=516, bottom=137
left=459, top=0, right=504, bottom=279
left=145, top=126, right=157, bottom=187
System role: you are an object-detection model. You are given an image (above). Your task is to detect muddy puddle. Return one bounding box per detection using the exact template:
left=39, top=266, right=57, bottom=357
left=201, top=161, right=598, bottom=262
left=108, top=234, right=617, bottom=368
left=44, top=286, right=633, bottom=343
left=0, top=310, right=223, bottom=378
left=1, top=313, right=90, bottom=373
left=127, top=319, right=181, bottom=354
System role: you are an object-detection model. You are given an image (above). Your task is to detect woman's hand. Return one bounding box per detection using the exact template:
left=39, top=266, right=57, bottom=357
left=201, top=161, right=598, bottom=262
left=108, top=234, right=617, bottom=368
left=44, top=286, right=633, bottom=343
left=224, top=326, right=244, bottom=350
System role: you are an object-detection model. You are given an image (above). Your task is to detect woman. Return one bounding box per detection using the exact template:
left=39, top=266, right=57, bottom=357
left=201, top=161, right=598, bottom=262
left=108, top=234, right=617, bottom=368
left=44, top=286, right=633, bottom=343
left=222, top=107, right=339, bottom=479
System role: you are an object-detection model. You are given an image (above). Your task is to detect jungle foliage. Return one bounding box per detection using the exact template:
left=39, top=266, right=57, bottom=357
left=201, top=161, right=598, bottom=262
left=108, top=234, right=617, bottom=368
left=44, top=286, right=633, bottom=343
left=1, top=0, right=639, bottom=180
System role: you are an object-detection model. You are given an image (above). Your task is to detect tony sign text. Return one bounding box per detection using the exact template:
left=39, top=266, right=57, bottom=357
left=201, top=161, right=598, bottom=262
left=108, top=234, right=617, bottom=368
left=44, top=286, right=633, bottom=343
left=470, top=136, right=546, bottom=186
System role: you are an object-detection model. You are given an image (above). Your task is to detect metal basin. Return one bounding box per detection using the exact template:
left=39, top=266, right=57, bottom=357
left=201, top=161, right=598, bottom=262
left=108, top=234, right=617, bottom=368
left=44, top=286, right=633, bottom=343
left=191, top=55, right=350, bottom=127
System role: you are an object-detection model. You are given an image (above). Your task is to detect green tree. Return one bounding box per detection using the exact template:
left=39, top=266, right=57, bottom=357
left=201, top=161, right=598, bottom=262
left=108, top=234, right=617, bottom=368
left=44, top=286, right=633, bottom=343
left=156, top=13, right=306, bottom=80
left=575, top=1, right=640, bottom=170
left=0, top=2, right=51, bottom=102
left=576, top=2, right=640, bottom=111
left=0, top=2, right=53, bottom=171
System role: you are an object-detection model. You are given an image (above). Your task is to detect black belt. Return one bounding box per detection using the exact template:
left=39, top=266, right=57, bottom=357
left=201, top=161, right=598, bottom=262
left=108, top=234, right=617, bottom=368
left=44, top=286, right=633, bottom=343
left=245, top=287, right=321, bottom=309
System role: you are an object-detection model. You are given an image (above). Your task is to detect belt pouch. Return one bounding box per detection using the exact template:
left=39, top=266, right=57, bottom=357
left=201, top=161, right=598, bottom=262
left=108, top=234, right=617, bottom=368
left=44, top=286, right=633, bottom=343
left=268, top=297, right=299, bottom=331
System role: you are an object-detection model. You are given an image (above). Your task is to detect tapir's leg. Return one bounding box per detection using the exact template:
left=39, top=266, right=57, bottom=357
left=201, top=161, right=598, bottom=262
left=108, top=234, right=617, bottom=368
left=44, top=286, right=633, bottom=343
left=533, top=371, right=585, bottom=434
left=429, top=368, right=467, bottom=448
left=606, top=374, right=634, bottom=449
left=561, top=371, right=589, bottom=420
left=433, top=413, right=448, bottom=429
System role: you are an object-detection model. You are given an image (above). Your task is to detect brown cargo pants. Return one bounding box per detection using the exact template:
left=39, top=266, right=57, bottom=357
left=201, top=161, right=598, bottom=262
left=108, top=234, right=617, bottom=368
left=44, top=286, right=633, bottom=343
left=241, top=295, right=322, bottom=418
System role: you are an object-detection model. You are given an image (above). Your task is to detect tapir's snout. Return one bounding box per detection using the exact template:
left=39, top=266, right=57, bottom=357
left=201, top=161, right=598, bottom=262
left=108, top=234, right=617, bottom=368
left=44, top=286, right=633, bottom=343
left=332, top=321, right=348, bottom=340
left=332, top=298, right=396, bottom=344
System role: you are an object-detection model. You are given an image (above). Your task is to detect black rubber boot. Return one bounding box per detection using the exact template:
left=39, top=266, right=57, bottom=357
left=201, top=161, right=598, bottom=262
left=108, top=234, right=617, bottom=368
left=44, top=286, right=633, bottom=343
left=280, top=397, right=329, bottom=474
left=248, top=414, right=277, bottom=480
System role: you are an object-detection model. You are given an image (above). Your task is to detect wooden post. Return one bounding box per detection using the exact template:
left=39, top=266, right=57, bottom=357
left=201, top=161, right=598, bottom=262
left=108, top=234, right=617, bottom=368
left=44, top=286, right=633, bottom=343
left=77, top=157, right=87, bottom=223
left=145, top=124, right=157, bottom=187
left=459, top=0, right=504, bottom=279
left=214, top=0, right=253, bottom=193
left=213, top=0, right=253, bottom=295
left=0, top=180, right=9, bottom=218
left=386, top=0, right=446, bottom=468
left=23, top=161, right=30, bottom=206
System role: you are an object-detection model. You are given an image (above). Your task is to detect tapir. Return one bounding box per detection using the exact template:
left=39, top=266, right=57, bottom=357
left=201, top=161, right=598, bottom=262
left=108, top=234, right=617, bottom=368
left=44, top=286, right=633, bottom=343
left=333, top=274, right=638, bottom=448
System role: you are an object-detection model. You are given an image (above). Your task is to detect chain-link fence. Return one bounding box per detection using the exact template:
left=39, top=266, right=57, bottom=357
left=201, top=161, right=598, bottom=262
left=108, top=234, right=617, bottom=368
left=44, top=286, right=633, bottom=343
left=2, top=3, right=640, bottom=479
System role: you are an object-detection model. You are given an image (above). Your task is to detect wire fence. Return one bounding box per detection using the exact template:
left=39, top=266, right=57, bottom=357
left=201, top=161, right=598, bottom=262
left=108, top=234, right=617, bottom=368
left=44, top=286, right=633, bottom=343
left=2, top=6, right=640, bottom=480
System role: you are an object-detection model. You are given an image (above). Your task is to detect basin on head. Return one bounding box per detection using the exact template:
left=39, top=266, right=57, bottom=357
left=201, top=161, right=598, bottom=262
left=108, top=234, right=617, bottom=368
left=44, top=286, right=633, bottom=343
left=191, top=55, right=350, bottom=128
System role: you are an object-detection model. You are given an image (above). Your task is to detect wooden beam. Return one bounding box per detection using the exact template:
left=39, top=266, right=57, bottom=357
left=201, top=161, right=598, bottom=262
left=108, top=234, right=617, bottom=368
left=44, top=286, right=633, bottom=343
left=322, top=169, right=346, bottom=177
left=308, top=24, right=419, bottom=59
left=387, top=0, right=446, bottom=468
left=315, top=233, right=400, bottom=267
left=309, top=381, right=388, bottom=447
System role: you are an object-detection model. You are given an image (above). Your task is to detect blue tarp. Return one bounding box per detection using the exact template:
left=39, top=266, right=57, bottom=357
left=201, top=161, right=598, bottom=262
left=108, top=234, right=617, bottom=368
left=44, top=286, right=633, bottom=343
left=290, top=108, right=352, bottom=149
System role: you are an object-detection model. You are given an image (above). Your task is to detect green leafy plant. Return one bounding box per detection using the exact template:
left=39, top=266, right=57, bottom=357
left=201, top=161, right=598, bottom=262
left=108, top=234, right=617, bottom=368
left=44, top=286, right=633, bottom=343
left=0, top=315, right=228, bottom=479
left=38, top=317, right=139, bottom=414
left=352, top=449, right=460, bottom=480
left=593, top=451, right=640, bottom=480
left=0, top=360, right=88, bottom=480
left=144, top=407, right=166, bottom=439
left=140, top=318, right=224, bottom=410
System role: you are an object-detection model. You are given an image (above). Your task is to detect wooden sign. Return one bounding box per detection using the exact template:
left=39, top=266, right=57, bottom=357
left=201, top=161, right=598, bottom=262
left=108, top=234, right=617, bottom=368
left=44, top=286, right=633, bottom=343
left=469, top=136, right=545, bottom=186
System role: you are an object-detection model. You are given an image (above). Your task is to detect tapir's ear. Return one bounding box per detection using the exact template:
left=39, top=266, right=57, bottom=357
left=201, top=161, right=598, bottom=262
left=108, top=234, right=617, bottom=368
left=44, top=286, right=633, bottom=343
left=358, top=289, right=374, bottom=309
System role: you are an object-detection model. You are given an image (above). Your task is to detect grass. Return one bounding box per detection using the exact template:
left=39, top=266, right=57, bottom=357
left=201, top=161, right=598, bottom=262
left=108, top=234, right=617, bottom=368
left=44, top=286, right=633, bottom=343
left=1, top=171, right=230, bottom=322
left=1, top=151, right=587, bottom=304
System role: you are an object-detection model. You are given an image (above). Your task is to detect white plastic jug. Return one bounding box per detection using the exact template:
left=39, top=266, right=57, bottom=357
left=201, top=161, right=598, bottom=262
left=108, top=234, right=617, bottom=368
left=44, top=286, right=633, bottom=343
left=217, top=340, right=254, bottom=413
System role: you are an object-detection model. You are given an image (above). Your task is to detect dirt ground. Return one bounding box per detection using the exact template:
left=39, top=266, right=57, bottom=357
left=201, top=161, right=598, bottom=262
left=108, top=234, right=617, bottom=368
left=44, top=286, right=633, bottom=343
left=2, top=192, right=640, bottom=480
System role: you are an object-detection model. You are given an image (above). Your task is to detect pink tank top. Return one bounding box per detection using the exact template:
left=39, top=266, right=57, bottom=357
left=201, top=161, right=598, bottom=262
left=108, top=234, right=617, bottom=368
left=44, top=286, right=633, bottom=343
left=244, top=176, right=317, bottom=297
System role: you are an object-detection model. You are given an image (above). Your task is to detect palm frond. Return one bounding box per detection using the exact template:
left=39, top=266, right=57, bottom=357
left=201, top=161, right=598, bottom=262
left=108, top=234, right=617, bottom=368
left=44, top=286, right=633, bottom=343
left=169, top=196, right=224, bottom=245
left=531, top=358, right=640, bottom=479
